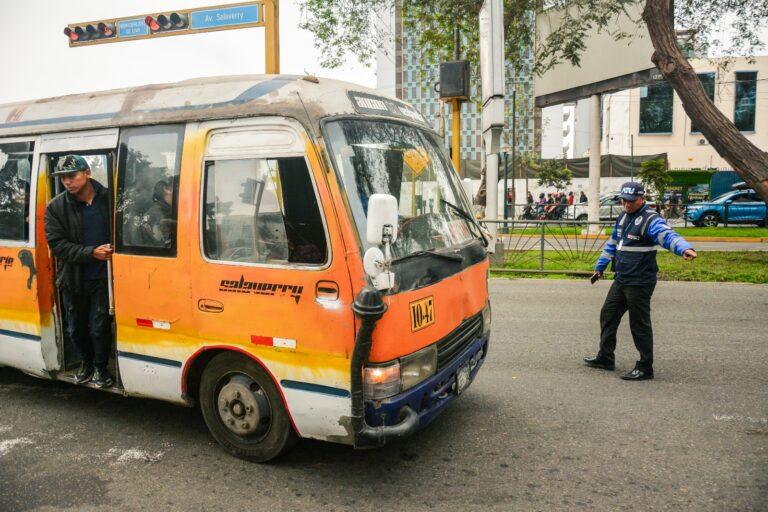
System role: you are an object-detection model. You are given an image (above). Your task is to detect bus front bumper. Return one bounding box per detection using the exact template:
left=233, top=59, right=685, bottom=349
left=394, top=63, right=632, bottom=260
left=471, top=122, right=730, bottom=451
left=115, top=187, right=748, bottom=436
left=363, top=334, right=489, bottom=435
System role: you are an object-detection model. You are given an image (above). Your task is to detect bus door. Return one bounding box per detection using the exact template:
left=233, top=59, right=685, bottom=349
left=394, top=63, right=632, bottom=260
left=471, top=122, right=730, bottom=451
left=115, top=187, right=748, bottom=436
left=189, top=119, right=356, bottom=440
left=110, top=124, right=191, bottom=403
left=0, top=136, right=47, bottom=376
left=39, top=129, right=119, bottom=375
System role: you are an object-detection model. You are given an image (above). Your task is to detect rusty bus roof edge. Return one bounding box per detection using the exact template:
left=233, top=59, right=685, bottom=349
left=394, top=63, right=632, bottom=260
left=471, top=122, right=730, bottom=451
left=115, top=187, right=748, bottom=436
left=0, top=74, right=421, bottom=138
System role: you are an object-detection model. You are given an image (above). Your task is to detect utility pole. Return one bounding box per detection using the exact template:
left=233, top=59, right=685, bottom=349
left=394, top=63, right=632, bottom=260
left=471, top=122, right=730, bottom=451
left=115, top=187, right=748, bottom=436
left=480, top=0, right=504, bottom=245
left=587, top=94, right=601, bottom=228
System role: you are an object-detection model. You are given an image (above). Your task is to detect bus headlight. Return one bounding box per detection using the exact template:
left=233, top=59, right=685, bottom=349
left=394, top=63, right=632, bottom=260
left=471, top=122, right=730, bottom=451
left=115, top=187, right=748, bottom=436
left=363, top=362, right=400, bottom=400
left=482, top=302, right=491, bottom=337
left=400, top=345, right=437, bottom=391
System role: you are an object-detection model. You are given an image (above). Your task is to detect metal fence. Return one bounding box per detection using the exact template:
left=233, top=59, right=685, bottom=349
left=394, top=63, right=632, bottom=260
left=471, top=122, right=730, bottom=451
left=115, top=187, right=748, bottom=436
left=483, top=219, right=614, bottom=275
left=503, top=202, right=767, bottom=228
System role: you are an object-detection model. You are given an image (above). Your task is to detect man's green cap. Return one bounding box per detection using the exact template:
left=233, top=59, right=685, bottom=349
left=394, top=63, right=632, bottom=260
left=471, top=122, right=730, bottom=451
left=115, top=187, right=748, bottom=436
left=51, top=154, right=90, bottom=176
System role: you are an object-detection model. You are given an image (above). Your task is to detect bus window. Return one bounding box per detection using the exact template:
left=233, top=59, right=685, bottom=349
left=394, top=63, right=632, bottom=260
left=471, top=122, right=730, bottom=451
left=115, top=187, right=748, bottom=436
left=116, top=125, right=184, bottom=256
left=203, top=156, right=327, bottom=265
left=0, top=142, right=34, bottom=242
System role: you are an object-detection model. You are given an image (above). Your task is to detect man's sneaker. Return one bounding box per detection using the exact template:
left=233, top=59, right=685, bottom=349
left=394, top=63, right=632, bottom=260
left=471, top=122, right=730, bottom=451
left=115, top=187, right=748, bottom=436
left=92, top=368, right=114, bottom=388
left=75, top=364, right=94, bottom=384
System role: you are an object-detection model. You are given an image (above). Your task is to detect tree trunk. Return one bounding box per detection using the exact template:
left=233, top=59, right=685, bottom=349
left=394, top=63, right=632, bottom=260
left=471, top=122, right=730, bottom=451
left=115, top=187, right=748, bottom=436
left=643, top=0, right=768, bottom=202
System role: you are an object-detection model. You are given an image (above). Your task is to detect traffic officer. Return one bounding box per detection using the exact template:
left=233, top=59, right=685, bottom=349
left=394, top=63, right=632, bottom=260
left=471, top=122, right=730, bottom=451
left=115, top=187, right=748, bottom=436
left=45, top=155, right=114, bottom=388
left=584, top=182, right=697, bottom=380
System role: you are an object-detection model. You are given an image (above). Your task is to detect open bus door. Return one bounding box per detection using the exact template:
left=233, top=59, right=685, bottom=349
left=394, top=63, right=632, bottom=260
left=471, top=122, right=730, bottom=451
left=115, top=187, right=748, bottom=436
left=38, top=129, right=119, bottom=380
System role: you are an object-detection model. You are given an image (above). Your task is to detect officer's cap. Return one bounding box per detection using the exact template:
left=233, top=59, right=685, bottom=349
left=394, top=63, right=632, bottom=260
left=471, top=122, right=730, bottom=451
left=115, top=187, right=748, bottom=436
left=618, top=181, right=645, bottom=201
left=51, top=154, right=90, bottom=176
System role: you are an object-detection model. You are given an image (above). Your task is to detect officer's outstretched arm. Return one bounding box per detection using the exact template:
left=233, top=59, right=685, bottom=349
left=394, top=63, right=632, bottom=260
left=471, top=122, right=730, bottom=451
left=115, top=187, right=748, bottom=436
left=647, top=217, right=694, bottom=257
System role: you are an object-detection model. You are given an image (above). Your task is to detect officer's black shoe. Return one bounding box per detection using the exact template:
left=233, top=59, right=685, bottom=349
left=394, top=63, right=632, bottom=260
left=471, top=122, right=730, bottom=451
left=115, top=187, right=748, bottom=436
left=620, top=368, right=654, bottom=381
left=92, top=368, right=114, bottom=388
left=583, top=356, right=615, bottom=371
left=75, top=363, right=94, bottom=384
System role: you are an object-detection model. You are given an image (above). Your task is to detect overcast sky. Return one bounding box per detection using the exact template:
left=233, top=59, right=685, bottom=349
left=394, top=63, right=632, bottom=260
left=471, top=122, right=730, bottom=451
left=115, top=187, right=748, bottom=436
left=0, top=0, right=376, bottom=104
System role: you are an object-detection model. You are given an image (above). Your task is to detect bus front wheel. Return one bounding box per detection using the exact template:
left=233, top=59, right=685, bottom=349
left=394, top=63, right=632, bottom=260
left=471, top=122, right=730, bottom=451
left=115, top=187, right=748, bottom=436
left=199, top=352, right=297, bottom=462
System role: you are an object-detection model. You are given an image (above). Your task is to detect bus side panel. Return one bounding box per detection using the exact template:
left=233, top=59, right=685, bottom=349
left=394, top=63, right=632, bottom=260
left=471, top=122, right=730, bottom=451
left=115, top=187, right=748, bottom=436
left=0, top=146, right=55, bottom=376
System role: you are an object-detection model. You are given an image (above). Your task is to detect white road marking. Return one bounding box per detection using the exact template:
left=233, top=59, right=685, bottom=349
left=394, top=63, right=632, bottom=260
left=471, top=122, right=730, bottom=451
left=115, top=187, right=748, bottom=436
left=107, top=447, right=165, bottom=464
left=0, top=437, right=33, bottom=457
left=713, top=414, right=768, bottom=424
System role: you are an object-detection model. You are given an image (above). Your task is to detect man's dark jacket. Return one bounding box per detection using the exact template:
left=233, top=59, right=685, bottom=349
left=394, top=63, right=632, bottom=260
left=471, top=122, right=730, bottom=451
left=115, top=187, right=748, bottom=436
left=44, top=180, right=112, bottom=295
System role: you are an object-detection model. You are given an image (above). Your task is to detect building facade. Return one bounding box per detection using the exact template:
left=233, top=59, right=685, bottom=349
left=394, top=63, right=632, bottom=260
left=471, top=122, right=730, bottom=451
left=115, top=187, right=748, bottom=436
left=541, top=56, right=767, bottom=170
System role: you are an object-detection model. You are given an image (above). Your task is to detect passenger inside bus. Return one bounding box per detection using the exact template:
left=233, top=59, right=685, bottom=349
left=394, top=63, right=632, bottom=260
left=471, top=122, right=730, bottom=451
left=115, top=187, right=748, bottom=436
left=146, top=178, right=178, bottom=249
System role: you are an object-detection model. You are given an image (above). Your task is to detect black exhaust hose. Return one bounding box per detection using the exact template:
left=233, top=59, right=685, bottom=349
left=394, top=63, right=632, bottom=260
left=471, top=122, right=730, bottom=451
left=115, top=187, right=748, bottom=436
left=351, top=286, right=419, bottom=448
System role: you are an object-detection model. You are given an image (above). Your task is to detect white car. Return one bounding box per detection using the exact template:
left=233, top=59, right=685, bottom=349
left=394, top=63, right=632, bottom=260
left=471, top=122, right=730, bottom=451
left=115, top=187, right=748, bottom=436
left=563, top=194, right=623, bottom=221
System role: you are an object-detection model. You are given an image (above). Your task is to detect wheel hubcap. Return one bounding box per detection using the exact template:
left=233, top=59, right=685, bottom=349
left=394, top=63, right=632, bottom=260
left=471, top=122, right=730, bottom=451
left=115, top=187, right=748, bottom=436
left=217, top=374, right=271, bottom=438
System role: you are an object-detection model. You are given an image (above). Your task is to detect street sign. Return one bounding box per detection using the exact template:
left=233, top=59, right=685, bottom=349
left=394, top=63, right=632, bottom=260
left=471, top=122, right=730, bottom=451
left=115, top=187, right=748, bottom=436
left=118, top=19, right=149, bottom=38
left=190, top=4, right=260, bottom=30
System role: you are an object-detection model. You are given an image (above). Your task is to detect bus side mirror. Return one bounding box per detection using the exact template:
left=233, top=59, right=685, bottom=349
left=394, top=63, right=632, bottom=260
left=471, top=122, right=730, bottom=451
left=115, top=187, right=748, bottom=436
left=366, top=194, right=399, bottom=245
left=365, top=194, right=398, bottom=290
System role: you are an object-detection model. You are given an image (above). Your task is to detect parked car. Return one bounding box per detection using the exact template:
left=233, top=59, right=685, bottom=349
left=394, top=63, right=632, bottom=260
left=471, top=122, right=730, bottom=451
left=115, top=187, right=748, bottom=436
left=564, top=193, right=658, bottom=221
left=685, top=189, right=767, bottom=227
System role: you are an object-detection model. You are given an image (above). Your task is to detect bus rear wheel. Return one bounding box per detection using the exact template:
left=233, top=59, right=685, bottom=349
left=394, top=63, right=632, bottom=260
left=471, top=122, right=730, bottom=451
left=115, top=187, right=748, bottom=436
left=199, top=352, right=297, bottom=462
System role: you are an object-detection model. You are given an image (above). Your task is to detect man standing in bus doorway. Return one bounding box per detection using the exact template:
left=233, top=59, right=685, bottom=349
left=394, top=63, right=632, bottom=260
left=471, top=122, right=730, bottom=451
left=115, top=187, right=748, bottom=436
left=45, top=155, right=114, bottom=388
left=584, top=182, right=697, bottom=381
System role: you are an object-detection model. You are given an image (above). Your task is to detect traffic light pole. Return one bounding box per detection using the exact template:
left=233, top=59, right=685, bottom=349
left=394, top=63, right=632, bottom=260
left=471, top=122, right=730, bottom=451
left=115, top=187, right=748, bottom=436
left=265, top=0, right=280, bottom=74
left=452, top=99, right=461, bottom=174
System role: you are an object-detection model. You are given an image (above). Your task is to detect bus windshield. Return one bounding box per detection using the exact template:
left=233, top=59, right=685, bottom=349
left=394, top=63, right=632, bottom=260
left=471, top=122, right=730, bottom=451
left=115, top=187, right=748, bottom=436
left=324, top=119, right=479, bottom=258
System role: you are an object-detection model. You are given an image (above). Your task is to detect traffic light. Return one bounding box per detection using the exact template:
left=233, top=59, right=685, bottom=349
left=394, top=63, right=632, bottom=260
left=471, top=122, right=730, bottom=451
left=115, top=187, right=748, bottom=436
left=63, top=21, right=115, bottom=44
left=145, top=12, right=188, bottom=33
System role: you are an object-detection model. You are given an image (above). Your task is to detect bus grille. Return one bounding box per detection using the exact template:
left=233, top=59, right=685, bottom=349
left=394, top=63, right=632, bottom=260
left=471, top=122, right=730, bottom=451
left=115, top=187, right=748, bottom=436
left=436, top=314, right=482, bottom=370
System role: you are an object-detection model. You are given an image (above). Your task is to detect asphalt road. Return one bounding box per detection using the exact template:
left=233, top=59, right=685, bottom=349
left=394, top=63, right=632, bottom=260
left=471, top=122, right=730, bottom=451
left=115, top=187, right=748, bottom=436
left=1, top=279, right=766, bottom=512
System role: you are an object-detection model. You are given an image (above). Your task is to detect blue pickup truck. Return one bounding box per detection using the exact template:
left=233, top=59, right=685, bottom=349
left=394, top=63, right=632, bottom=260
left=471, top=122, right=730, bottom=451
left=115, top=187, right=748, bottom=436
left=685, top=187, right=767, bottom=227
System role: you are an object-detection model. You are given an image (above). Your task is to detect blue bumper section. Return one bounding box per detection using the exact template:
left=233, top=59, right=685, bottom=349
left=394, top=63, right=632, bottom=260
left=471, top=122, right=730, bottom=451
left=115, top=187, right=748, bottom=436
left=364, top=334, right=489, bottom=430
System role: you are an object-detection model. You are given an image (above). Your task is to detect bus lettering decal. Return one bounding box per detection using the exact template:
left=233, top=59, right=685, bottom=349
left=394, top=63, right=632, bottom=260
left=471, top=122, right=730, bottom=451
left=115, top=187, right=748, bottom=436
left=219, top=276, right=303, bottom=304
left=0, top=256, right=14, bottom=270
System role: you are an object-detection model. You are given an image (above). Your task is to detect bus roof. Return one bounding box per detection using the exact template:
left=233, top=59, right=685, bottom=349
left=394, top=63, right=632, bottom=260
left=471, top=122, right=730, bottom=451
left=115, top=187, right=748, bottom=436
left=0, top=74, right=428, bottom=138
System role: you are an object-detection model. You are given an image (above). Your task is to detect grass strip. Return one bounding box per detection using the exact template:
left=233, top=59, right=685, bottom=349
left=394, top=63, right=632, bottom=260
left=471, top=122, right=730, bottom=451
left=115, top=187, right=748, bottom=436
left=496, top=251, right=768, bottom=284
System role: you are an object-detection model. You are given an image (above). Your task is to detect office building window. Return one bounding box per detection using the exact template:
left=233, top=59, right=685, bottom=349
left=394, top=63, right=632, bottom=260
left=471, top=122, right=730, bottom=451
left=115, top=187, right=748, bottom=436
left=639, top=82, right=673, bottom=134
left=734, top=71, right=757, bottom=132
left=691, top=72, right=715, bottom=133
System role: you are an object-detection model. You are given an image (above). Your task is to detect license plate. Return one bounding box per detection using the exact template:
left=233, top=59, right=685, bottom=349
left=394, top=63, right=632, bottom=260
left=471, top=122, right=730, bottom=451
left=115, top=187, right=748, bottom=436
left=409, top=296, right=435, bottom=332
left=455, top=362, right=471, bottom=395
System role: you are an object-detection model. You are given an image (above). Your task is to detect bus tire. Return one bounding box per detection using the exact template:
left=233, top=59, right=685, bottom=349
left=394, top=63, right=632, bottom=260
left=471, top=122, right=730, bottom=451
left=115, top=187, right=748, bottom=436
left=199, top=352, right=297, bottom=462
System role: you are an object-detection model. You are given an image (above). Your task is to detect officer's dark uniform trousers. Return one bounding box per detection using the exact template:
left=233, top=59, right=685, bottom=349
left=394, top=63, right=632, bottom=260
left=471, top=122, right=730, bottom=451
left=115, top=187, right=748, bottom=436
left=598, top=208, right=660, bottom=372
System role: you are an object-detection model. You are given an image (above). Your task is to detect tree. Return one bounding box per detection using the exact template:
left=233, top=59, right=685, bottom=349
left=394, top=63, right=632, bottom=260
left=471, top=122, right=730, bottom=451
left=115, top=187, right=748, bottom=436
left=636, top=157, right=670, bottom=202
left=298, top=0, right=768, bottom=201
left=531, top=158, right=573, bottom=190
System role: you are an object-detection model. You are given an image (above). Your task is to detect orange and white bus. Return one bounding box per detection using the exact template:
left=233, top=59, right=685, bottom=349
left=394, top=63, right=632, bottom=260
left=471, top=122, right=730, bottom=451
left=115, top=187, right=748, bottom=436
left=0, top=75, right=491, bottom=461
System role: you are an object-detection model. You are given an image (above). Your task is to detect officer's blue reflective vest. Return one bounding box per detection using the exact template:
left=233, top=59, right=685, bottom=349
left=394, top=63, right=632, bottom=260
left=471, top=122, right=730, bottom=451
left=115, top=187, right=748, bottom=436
left=595, top=204, right=693, bottom=286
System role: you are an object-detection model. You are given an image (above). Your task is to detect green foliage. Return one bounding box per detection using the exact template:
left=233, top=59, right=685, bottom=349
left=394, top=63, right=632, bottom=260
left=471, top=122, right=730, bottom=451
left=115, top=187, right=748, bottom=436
left=636, top=158, right=670, bottom=202
left=297, top=1, right=766, bottom=77
left=530, top=158, right=573, bottom=190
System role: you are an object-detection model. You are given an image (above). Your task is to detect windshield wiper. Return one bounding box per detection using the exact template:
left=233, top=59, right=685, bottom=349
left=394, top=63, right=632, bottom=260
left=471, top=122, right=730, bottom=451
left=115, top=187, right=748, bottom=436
left=440, top=199, right=489, bottom=247
left=392, top=248, right=463, bottom=264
